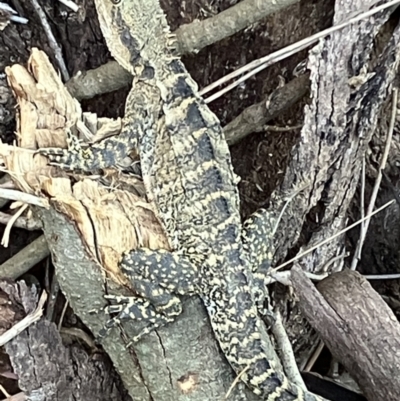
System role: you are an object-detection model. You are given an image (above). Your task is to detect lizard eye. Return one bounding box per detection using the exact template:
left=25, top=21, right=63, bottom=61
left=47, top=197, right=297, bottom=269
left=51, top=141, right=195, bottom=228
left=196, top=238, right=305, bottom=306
left=111, top=0, right=121, bottom=4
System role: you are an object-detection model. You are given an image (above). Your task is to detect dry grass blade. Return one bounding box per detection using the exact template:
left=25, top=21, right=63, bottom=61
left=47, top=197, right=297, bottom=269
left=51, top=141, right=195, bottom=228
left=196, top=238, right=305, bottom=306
left=271, top=199, right=395, bottom=273
left=202, top=0, right=400, bottom=103
left=223, top=365, right=249, bottom=400
left=0, top=291, right=47, bottom=347
left=1, top=203, right=28, bottom=247
left=58, top=0, right=79, bottom=12
left=364, top=273, right=400, bottom=279
left=350, top=88, right=398, bottom=270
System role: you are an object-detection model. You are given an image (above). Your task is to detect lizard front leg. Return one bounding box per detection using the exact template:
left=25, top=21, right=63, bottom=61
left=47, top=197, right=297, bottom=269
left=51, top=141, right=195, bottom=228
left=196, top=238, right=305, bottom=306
left=39, top=79, right=160, bottom=172
left=100, top=248, right=200, bottom=343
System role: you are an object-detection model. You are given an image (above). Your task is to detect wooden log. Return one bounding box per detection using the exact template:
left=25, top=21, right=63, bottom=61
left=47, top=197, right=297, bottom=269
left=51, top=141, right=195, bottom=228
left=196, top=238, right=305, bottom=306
left=292, top=267, right=400, bottom=401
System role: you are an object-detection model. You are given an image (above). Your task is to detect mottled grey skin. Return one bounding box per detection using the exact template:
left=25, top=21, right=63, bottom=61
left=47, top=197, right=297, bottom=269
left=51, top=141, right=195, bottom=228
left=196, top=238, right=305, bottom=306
left=41, top=1, right=324, bottom=400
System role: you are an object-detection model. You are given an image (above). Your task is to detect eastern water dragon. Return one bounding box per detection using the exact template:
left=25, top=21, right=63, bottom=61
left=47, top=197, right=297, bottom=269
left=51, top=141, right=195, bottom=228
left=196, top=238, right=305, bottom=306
left=41, top=1, right=326, bottom=400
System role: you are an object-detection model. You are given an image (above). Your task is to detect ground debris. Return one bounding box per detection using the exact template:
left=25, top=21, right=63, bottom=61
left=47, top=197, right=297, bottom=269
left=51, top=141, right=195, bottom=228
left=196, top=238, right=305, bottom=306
left=0, top=280, right=130, bottom=401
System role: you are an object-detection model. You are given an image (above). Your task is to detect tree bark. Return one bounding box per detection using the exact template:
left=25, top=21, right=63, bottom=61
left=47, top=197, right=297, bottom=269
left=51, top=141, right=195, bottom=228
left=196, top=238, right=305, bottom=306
left=292, top=267, right=400, bottom=401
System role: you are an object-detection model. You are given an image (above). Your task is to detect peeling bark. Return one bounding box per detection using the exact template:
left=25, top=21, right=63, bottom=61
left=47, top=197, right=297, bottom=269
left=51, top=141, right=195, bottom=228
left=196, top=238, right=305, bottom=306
left=1, top=280, right=131, bottom=401
left=269, top=1, right=400, bottom=270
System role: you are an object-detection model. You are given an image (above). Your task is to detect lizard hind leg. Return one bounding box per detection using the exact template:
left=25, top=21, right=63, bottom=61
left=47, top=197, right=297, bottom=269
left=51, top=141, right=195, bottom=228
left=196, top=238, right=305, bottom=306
left=98, top=247, right=200, bottom=343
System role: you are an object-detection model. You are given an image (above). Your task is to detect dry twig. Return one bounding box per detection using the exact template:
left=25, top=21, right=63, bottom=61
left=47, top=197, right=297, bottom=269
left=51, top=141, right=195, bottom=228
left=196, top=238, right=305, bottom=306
left=202, top=0, right=400, bottom=103
left=303, top=341, right=325, bottom=372
left=57, top=0, right=79, bottom=12
left=0, top=291, right=47, bottom=347
left=350, top=88, right=398, bottom=270
left=271, top=311, right=307, bottom=390
left=0, top=235, right=50, bottom=280
left=270, top=200, right=395, bottom=273
left=29, top=0, right=69, bottom=81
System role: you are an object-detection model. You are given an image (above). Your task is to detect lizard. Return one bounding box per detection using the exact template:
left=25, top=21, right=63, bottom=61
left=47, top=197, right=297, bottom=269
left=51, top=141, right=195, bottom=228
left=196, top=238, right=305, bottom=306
left=40, top=1, right=326, bottom=400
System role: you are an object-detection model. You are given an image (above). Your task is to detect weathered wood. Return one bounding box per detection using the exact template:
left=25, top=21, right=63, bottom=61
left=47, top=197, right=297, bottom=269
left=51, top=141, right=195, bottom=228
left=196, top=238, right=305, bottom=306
left=224, top=74, right=309, bottom=145
left=269, top=1, right=400, bottom=269
left=1, top=280, right=130, bottom=401
left=291, top=267, right=400, bottom=401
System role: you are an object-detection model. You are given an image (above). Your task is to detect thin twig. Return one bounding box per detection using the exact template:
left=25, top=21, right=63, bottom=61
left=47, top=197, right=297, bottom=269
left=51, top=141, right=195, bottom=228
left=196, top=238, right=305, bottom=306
left=364, top=273, right=400, bottom=280
left=263, top=124, right=303, bottom=132
left=46, top=274, right=60, bottom=321
left=0, top=2, right=28, bottom=23
left=350, top=88, right=398, bottom=270
left=9, top=14, right=28, bottom=23
left=303, top=340, right=325, bottom=372
left=0, top=291, right=47, bottom=347
left=0, top=384, right=10, bottom=398
left=58, top=300, right=69, bottom=331
left=271, top=311, right=307, bottom=390
left=320, top=251, right=349, bottom=273
left=270, top=199, right=395, bottom=273
left=57, top=0, right=79, bottom=12
left=202, top=0, right=400, bottom=103
left=223, top=365, right=249, bottom=400
left=0, top=188, right=49, bottom=208
left=266, top=270, right=328, bottom=286
left=357, top=157, right=366, bottom=262
left=1, top=204, right=28, bottom=247
left=205, top=47, right=301, bottom=103
left=29, top=0, right=70, bottom=81
left=0, top=211, right=42, bottom=230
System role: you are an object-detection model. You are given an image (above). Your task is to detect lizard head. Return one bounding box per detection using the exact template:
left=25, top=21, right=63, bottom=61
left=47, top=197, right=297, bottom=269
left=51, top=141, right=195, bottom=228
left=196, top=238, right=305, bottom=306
left=93, top=0, right=172, bottom=74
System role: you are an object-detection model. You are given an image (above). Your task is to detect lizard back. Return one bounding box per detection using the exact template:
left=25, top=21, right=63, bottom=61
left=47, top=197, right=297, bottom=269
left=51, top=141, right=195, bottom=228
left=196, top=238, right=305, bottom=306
left=93, top=1, right=325, bottom=400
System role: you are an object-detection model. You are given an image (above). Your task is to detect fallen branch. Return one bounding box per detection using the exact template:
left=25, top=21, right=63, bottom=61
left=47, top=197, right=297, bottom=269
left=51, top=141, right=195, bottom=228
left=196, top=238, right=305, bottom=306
left=0, top=235, right=49, bottom=280
left=269, top=0, right=400, bottom=269
left=65, top=0, right=298, bottom=100
left=291, top=267, right=400, bottom=401
left=224, top=74, right=309, bottom=145
left=175, top=0, right=299, bottom=55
